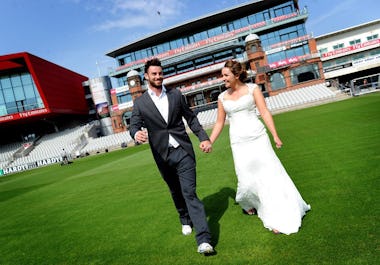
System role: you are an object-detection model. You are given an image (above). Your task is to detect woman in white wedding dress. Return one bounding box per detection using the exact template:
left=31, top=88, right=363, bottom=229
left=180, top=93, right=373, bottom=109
left=209, top=60, right=310, bottom=235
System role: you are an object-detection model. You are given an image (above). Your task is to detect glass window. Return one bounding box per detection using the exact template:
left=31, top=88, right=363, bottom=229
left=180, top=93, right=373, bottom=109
left=255, top=13, right=263, bottom=23
left=0, top=104, right=6, bottom=116
left=10, top=75, right=22, bottom=87
left=333, top=43, right=344, bottom=50
left=270, top=73, right=286, bottom=90
left=336, top=57, right=349, bottom=64
left=118, top=58, right=125, bottom=66
left=162, top=42, right=170, bottom=52
left=367, top=34, right=378, bottom=40
left=140, top=49, right=148, bottom=59
left=187, top=35, right=195, bottom=44
left=349, top=39, right=361, bottom=45
left=176, top=38, right=184, bottom=48
left=163, top=66, right=176, bottom=77
left=177, top=61, right=194, bottom=74
left=194, top=93, right=205, bottom=106
left=3, top=88, right=15, bottom=103
left=274, top=7, right=284, bottom=17
left=220, top=24, right=228, bottom=33
left=25, top=98, right=37, bottom=110
left=248, top=14, right=256, bottom=24
left=169, top=40, right=177, bottom=49
left=290, top=64, right=320, bottom=84
left=193, top=32, right=203, bottom=42
left=151, top=47, right=158, bottom=57
left=24, top=84, right=37, bottom=98
left=5, top=101, right=17, bottom=114
left=157, top=44, right=165, bottom=54
left=214, top=26, right=223, bottom=36
left=207, top=28, right=217, bottom=38
left=195, top=55, right=213, bottom=68
left=233, top=19, right=242, bottom=31
left=369, top=48, right=380, bottom=55
left=117, top=93, right=132, bottom=104
left=263, top=11, right=271, bottom=20
left=240, top=17, right=249, bottom=27
left=214, top=50, right=233, bottom=62
left=125, top=54, right=133, bottom=64
left=37, top=97, right=44, bottom=108
left=21, top=73, right=32, bottom=85
left=0, top=77, right=11, bottom=89
left=134, top=50, right=142, bottom=61
left=226, top=22, right=234, bottom=31
left=13, top=86, right=25, bottom=101
left=352, top=53, right=365, bottom=60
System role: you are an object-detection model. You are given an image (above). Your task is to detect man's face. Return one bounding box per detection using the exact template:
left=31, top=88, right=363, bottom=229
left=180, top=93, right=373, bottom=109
left=145, top=65, right=164, bottom=89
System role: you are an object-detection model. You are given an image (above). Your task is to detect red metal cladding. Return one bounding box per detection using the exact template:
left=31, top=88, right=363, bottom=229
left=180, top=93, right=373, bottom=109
left=0, top=52, right=89, bottom=125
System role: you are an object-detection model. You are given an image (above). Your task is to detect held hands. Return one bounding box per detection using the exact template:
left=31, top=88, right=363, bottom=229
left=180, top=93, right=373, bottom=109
left=200, top=140, right=212, bottom=153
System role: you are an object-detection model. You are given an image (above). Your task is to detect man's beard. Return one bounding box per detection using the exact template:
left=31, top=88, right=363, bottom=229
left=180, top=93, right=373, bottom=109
left=149, top=80, right=163, bottom=90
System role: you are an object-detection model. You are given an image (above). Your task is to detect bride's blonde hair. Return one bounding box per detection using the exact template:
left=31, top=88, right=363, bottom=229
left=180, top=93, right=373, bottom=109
left=224, top=60, right=247, bottom=81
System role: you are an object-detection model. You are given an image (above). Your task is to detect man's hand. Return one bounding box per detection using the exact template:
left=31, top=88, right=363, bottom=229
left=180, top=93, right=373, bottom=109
left=200, top=140, right=212, bottom=153
left=135, top=129, right=148, bottom=143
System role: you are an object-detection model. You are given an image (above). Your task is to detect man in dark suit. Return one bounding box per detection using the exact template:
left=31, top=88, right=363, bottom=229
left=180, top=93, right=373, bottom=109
left=129, top=58, right=214, bottom=254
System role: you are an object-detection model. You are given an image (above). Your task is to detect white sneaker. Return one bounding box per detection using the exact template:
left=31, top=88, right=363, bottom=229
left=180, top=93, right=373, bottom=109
left=182, top=225, right=192, bottom=235
left=197, top=242, right=214, bottom=254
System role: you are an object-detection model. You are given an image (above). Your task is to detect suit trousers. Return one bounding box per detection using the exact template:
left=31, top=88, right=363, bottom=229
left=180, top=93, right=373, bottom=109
left=159, top=145, right=211, bottom=245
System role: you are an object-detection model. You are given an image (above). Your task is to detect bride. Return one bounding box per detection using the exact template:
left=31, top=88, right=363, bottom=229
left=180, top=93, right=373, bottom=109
left=208, top=60, right=310, bottom=235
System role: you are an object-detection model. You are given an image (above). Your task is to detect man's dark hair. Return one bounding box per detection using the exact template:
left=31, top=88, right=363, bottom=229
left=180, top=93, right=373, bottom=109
left=144, top=58, right=162, bottom=73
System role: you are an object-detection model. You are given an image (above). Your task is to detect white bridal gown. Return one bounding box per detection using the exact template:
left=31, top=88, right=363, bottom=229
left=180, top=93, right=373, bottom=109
left=219, top=83, right=311, bottom=235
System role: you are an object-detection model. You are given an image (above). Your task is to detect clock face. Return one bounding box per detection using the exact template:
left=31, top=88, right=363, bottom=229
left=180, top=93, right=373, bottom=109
left=129, top=80, right=136, bottom=87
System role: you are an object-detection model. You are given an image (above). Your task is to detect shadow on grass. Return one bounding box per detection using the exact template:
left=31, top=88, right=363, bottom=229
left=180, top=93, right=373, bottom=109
left=0, top=183, right=51, bottom=202
left=203, top=187, right=235, bottom=247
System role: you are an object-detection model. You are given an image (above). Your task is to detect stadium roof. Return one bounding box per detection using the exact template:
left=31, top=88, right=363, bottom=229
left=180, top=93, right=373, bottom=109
left=106, top=0, right=298, bottom=58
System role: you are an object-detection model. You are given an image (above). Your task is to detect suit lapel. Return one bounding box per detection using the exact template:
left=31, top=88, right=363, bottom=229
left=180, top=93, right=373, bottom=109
left=142, top=91, right=167, bottom=125
left=166, top=89, right=176, bottom=125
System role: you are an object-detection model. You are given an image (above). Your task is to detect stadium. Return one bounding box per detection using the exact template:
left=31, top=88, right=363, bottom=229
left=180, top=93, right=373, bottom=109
left=0, top=0, right=379, bottom=263
left=0, top=0, right=379, bottom=175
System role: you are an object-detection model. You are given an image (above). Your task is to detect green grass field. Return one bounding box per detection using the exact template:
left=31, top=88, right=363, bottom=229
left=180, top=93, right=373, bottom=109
left=0, top=93, right=379, bottom=265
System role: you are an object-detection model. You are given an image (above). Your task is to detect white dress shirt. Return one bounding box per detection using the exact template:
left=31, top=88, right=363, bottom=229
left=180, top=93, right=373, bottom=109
left=148, top=86, right=179, bottom=148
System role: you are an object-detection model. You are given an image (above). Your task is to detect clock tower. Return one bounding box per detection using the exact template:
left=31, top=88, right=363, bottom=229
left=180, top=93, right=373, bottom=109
left=126, top=70, right=143, bottom=100
left=245, top=33, right=269, bottom=92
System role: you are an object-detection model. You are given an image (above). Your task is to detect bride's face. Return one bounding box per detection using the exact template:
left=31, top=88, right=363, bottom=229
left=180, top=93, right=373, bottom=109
left=221, top=67, right=237, bottom=88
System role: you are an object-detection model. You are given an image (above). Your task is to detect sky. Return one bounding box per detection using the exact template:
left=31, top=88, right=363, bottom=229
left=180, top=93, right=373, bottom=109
left=1, top=0, right=379, bottom=79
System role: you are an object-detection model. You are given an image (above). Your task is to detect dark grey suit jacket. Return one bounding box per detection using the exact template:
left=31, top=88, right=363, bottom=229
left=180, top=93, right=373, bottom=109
left=129, top=88, right=209, bottom=162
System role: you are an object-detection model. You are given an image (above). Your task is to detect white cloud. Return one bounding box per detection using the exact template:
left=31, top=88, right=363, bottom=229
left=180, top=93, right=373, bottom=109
left=308, top=0, right=357, bottom=28
left=91, top=0, right=185, bottom=31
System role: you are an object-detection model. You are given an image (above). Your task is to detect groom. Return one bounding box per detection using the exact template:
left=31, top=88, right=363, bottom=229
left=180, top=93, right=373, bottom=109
left=129, top=58, right=214, bottom=254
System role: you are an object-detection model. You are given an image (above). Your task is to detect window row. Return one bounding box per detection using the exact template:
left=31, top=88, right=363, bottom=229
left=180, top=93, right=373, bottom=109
left=117, top=1, right=297, bottom=66
left=270, top=63, right=321, bottom=90
left=0, top=72, right=44, bottom=116
left=322, top=48, right=380, bottom=68
left=267, top=43, right=310, bottom=64
left=116, top=47, right=243, bottom=86
left=318, top=33, right=379, bottom=53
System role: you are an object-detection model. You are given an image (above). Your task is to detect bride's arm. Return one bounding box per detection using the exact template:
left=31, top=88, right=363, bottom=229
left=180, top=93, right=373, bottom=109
left=209, top=99, right=226, bottom=144
left=253, top=88, right=283, bottom=148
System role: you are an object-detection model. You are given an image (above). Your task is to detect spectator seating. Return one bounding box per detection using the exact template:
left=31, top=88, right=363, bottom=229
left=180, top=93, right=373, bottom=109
left=195, top=83, right=337, bottom=126
left=1, top=83, right=338, bottom=172
left=80, top=131, right=133, bottom=155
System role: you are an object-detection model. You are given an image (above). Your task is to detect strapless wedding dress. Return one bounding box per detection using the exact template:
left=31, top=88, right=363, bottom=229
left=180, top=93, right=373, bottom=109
left=219, top=83, right=310, bottom=235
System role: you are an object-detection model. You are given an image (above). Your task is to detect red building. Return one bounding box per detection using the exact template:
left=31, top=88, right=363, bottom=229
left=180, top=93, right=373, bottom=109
left=0, top=52, right=91, bottom=142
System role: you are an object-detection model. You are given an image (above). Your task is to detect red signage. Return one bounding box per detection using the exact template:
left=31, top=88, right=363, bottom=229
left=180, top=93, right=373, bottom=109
left=268, top=54, right=312, bottom=69
left=0, top=108, right=49, bottom=123
left=321, top=39, right=380, bottom=58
